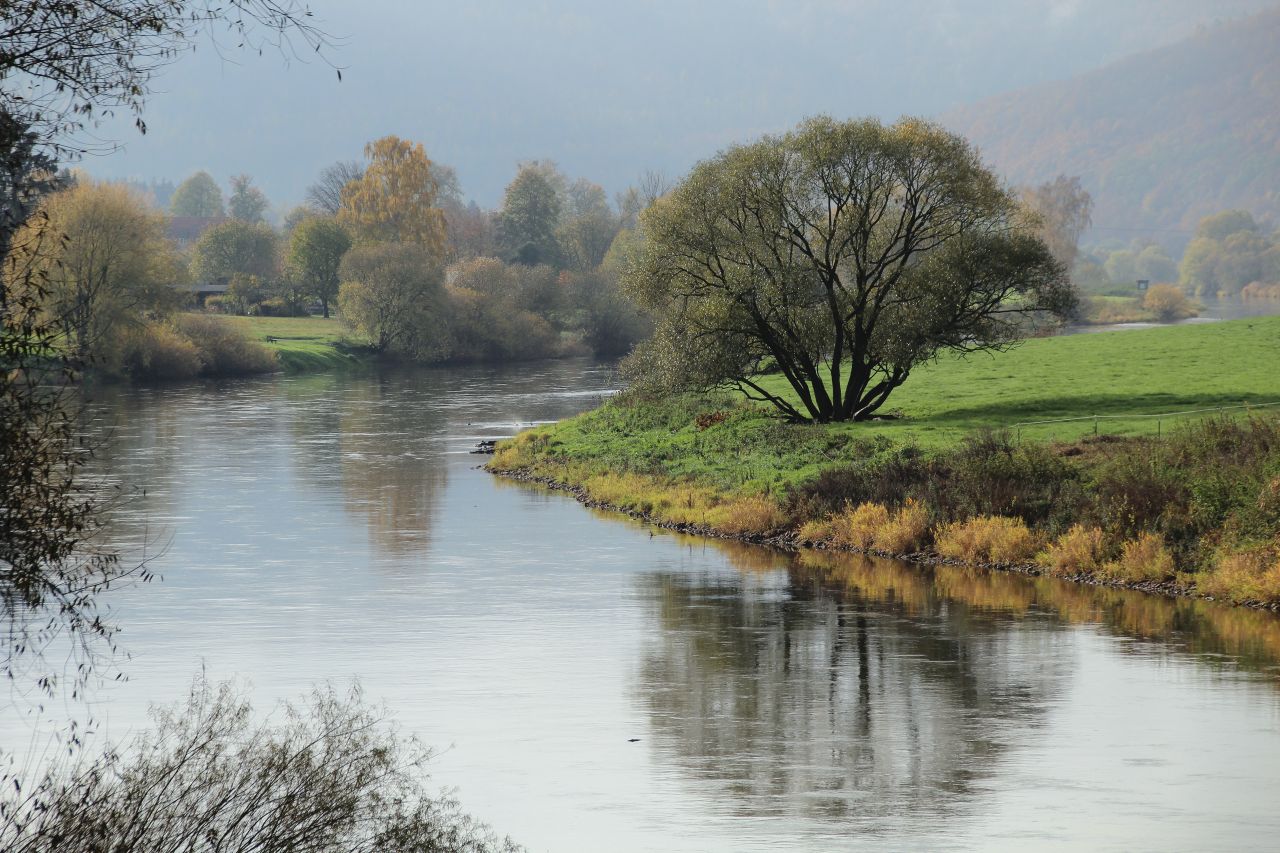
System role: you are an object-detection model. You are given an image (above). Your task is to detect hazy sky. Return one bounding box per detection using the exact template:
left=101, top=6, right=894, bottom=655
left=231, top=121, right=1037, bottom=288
left=81, top=0, right=1277, bottom=212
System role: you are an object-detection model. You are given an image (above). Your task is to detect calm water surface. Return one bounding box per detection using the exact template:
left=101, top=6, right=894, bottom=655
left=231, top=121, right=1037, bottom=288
left=5, top=360, right=1280, bottom=851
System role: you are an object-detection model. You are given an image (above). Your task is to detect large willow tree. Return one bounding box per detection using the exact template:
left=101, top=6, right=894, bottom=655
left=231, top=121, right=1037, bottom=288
left=623, top=116, right=1074, bottom=422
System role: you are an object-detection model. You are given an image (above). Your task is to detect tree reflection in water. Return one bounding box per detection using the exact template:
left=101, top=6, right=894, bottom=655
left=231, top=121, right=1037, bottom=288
left=634, top=551, right=1070, bottom=823
left=634, top=541, right=1280, bottom=825
left=283, top=372, right=448, bottom=565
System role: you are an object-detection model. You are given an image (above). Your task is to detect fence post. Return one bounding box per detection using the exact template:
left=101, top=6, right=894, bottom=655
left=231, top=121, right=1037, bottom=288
left=1093, top=415, right=1098, bottom=436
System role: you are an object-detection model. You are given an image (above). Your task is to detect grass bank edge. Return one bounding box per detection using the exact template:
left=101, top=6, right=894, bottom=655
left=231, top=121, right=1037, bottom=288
left=489, top=425, right=1280, bottom=608
left=221, top=314, right=376, bottom=375
left=488, top=318, right=1280, bottom=608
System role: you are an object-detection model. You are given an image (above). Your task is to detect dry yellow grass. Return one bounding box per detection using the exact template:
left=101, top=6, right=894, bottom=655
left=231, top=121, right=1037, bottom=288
left=1199, top=549, right=1280, bottom=603
left=1038, top=525, right=1111, bottom=576
left=874, top=499, right=930, bottom=553
left=936, top=516, right=1040, bottom=564
left=796, top=517, right=836, bottom=542
left=1102, top=532, right=1176, bottom=582
left=833, top=502, right=890, bottom=549
left=705, top=495, right=789, bottom=535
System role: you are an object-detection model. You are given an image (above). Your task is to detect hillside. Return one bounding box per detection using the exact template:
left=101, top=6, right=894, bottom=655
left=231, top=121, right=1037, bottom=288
left=943, top=8, right=1280, bottom=249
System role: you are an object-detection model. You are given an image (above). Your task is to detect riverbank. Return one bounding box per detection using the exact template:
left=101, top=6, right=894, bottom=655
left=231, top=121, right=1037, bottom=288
left=488, top=317, right=1280, bottom=608
left=220, top=314, right=375, bottom=373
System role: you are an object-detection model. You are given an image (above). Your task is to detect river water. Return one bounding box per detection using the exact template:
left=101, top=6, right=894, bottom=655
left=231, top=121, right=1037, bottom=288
left=5, top=360, right=1280, bottom=851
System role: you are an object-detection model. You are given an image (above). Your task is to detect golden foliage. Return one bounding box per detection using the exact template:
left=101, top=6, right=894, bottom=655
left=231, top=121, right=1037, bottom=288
left=1199, top=548, right=1280, bottom=603
left=704, top=495, right=788, bottom=535
left=1142, top=283, right=1196, bottom=322
left=936, top=516, right=1039, bottom=564
left=833, top=502, right=889, bottom=549
left=338, top=136, right=447, bottom=252
left=874, top=499, right=931, bottom=553
left=1102, top=532, right=1175, bottom=582
left=10, top=178, right=181, bottom=364
left=1038, top=524, right=1111, bottom=576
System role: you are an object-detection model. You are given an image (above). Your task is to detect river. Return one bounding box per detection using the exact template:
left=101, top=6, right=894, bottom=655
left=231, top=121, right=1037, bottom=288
left=5, top=360, right=1280, bottom=851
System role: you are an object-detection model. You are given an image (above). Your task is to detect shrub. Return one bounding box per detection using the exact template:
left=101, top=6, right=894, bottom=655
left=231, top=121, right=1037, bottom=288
left=1199, top=549, right=1280, bottom=603
left=785, top=431, right=1081, bottom=529
left=705, top=495, right=787, bottom=535
left=118, top=322, right=202, bottom=381
left=1090, top=451, right=1189, bottom=538
left=784, top=444, right=926, bottom=519
left=938, top=431, right=1080, bottom=527
left=1038, top=525, right=1112, bottom=576
left=796, top=517, right=836, bottom=543
left=173, top=314, right=278, bottom=376
left=833, top=502, right=890, bottom=550
left=1142, top=283, right=1196, bottom=322
left=874, top=499, right=931, bottom=553
left=936, top=516, right=1039, bottom=564
left=1102, top=532, right=1176, bottom=582
left=257, top=297, right=307, bottom=317
left=0, top=677, right=520, bottom=852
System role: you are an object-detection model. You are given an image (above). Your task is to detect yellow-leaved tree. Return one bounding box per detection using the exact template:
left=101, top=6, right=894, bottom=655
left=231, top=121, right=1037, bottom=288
left=337, top=136, right=447, bottom=253
left=10, top=179, right=181, bottom=364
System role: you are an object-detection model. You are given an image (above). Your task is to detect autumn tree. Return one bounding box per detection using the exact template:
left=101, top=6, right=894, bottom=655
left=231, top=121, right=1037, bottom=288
left=497, top=164, right=562, bottom=266
left=1179, top=209, right=1277, bottom=296
left=624, top=116, right=1073, bottom=423
left=1142, top=283, right=1195, bottom=321
left=228, top=173, right=269, bottom=223
left=11, top=180, right=180, bottom=362
left=191, top=219, right=277, bottom=281
left=288, top=215, right=350, bottom=317
left=556, top=179, right=619, bottom=270
left=170, top=170, right=225, bottom=217
left=338, top=136, right=447, bottom=252
left=337, top=242, right=446, bottom=357
left=1020, top=175, right=1092, bottom=276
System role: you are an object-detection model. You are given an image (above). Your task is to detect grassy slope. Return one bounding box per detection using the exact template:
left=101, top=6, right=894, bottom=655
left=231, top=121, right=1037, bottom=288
left=217, top=315, right=372, bottom=373
left=499, top=317, right=1280, bottom=495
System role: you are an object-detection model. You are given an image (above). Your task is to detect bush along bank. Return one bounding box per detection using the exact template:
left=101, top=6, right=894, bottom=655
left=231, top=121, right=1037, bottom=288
left=487, top=394, right=1280, bottom=610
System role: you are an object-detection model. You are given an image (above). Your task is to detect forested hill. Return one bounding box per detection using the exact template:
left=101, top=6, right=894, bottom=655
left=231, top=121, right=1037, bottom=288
left=942, top=7, right=1280, bottom=247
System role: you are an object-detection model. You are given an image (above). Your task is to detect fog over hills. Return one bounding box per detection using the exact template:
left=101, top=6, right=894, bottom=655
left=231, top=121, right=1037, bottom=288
left=81, top=0, right=1274, bottom=213
left=944, top=7, right=1280, bottom=249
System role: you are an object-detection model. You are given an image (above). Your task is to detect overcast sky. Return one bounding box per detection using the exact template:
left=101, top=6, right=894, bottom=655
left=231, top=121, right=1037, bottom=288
left=80, top=0, right=1277, bottom=212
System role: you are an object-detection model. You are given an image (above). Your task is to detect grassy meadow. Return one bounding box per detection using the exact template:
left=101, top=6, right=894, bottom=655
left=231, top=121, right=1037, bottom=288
left=489, top=316, right=1280, bottom=606
left=218, top=314, right=373, bottom=373
left=754, top=314, right=1280, bottom=447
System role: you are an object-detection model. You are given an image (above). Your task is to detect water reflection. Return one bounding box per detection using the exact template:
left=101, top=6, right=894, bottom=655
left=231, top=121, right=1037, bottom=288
left=795, top=550, right=1280, bottom=677
left=31, top=361, right=1280, bottom=851
left=283, top=374, right=449, bottom=560
left=635, top=549, right=1070, bottom=826
left=634, top=541, right=1280, bottom=839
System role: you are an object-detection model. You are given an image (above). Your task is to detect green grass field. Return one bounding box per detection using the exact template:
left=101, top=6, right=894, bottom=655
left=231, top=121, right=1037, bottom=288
left=494, top=316, right=1280, bottom=496
left=756, top=315, right=1280, bottom=446
left=490, top=316, right=1280, bottom=604
left=216, top=314, right=373, bottom=373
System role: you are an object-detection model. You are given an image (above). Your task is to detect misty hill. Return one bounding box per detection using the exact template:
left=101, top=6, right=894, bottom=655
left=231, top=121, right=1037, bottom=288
left=943, top=8, right=1280, bottom=248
